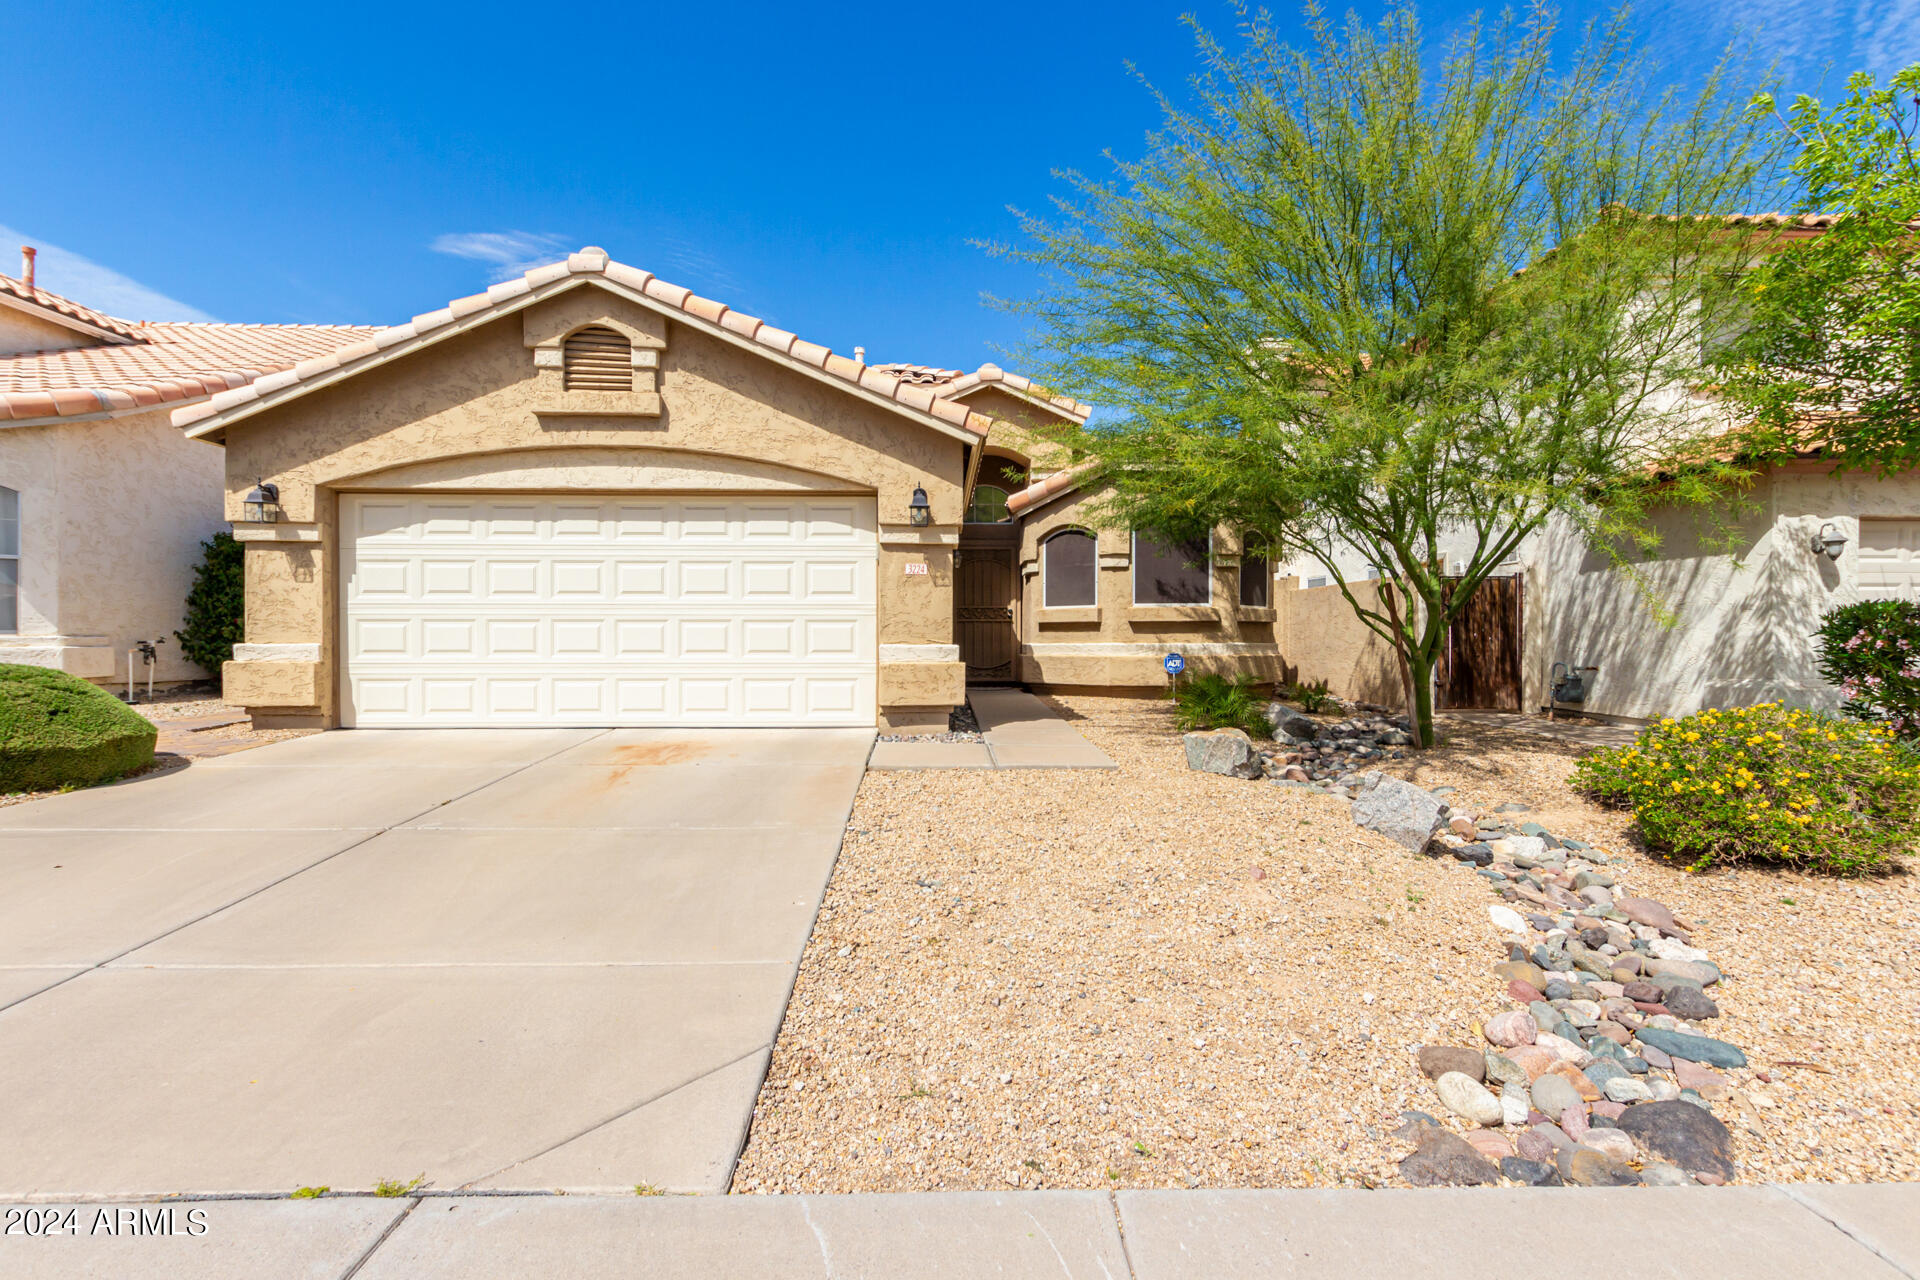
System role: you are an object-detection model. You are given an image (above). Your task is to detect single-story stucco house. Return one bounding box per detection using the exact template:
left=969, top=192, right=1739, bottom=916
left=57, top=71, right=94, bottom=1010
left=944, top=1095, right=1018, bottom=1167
left=0, top=250, right=376, bottom=685
left=173, top=247, right=1293, bottom=731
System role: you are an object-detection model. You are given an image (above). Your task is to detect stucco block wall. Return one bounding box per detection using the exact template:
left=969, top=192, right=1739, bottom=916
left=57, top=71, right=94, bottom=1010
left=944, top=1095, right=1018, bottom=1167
left=219, top=286, right=971, bottom=725
left=0, top=408, right=225, bottom=683
left=1013, top=486, right=1285, bottom=690
left=1272, top=577, right=1405, bottom=705
left=1529, top=464, right=1920, bottom=720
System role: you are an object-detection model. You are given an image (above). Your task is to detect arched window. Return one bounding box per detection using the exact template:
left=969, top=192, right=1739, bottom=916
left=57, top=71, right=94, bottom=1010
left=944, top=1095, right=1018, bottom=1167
left=0, top=486, right=17, bottom=632
left=1042, top=529, right=1096, bottom=607
left=966, top=485, right=1011, bottom=524
left=1239, top=537, right=1271, bottom=607
left=563, top=326, right=633, bottom=391
left=1133, top=531, right=1211, bottom=605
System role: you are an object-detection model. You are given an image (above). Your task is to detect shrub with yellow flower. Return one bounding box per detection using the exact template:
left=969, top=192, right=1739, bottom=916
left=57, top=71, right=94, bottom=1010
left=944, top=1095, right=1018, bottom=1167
left=1572, top=702, right=1920, bottom=874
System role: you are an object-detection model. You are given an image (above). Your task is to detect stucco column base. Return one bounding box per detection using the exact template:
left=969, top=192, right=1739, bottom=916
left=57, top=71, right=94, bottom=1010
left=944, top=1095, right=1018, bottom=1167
left=223, top=659, right=323, bottom=709
left=878, top=706, right=955, bottom=733
left=247, top=710, right=328, bottom=730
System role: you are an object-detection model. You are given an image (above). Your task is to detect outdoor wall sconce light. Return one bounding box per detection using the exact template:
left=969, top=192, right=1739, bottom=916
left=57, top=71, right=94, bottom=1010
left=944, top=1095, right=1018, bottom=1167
left=242, top=479, right=281, bottom=523
left=908, top=484, right=932, bottom=528
left=1810, top=522, right=1848, bottom=561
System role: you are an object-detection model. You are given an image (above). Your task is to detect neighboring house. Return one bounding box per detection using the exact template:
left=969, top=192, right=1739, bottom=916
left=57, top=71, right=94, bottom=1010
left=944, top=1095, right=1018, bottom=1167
left=1270, top=457, right=1920, bottom=723
left=174, top=246, right=1282, bottom=731
left=0, top=251, right=377, bottom=684
left=1261, top=213, right=1920, bottom=722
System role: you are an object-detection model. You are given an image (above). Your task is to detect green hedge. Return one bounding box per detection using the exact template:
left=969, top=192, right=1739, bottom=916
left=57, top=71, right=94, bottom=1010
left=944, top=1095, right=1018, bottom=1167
left=0, top=665, right=157, bottom=794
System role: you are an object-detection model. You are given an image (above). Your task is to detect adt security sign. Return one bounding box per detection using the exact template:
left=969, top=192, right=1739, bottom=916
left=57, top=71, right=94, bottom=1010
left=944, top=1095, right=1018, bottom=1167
left=1163, top=652, right=1186, bottom=677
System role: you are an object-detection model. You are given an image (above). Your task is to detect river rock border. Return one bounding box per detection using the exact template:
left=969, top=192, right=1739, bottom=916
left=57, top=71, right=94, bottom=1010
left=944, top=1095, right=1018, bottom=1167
left=1349, top=773, right=1746, bottom=1187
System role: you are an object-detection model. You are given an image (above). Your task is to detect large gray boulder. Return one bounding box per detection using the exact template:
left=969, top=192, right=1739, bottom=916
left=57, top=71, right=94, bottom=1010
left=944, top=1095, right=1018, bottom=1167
left=1350, top=770, right=1449, bottom=852
left=1264, top=703, right=1320, bottom=742
left=1183, top=728, right=1263, bottom=779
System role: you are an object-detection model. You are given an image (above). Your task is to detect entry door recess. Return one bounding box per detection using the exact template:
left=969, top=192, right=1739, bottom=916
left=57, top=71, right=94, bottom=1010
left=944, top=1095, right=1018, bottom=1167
left=342, top=493, right=877, bottom=727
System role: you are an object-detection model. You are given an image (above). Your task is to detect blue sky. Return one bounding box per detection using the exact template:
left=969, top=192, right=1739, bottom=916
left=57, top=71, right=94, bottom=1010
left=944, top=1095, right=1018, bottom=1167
left=4, top=0, right=1914, bottom=369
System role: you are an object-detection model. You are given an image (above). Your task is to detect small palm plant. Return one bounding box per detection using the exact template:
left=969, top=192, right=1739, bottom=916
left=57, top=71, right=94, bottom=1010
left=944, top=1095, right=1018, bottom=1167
left=1172, top=674, right=1273, bottom=739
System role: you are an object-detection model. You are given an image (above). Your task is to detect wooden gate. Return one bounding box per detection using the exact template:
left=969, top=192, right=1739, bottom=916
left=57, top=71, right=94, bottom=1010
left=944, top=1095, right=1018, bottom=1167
left=955, top=549, right=1017, bottom=683
left=1439, top=575, right=1523, bottom=711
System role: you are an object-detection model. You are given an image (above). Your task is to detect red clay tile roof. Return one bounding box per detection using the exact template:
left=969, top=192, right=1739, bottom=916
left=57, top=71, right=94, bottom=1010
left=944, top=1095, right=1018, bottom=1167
left=0, top=318, right=382, bottom=425
left=870, top=361, right=1092, bottom=424
left=1005, top=462, right=1096, bottom=515
left=174, top=248, right=1004, bottom=443
left=871, top=362, right=965, bottom=386
left=0, top=272, right=141, bottom=343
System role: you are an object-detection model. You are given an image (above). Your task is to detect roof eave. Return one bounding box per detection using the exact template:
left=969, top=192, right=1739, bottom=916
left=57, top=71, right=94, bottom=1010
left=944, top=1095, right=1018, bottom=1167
left=179, top=271, right=987, bottom=448
left=0, top=290, right=139, bottom=347
left=946, top=375, right=1092, bottom=425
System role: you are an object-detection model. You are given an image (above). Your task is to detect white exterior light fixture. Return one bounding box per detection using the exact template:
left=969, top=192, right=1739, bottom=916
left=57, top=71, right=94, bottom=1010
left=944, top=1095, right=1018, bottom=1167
left=1810, top=522, right=1847, bottom=561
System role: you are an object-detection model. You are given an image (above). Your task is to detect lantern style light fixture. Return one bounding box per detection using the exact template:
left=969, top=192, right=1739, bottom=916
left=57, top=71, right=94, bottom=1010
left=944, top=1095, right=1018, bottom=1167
left=242, top=480, right=280, bottom=524
left=1810, top=521, right=1847, bottom=561
left=907, top=484, right=932, bottom=528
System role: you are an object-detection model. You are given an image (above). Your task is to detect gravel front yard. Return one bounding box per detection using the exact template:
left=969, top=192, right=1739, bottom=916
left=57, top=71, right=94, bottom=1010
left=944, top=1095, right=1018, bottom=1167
left=732, top=695, right=1920, bottom=1192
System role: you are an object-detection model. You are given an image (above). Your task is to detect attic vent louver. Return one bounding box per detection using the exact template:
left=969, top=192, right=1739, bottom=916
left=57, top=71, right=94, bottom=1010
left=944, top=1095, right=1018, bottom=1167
left=563, top=326, right=633, bottom=391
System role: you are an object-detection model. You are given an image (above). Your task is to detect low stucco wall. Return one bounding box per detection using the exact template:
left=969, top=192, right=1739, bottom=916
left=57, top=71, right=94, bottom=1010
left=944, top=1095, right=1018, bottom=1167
left=0, top=408, right=225, bottom=683
left=220, top=286, right=971, bottom=726
left=1273, top=577, right=1405, bottom=706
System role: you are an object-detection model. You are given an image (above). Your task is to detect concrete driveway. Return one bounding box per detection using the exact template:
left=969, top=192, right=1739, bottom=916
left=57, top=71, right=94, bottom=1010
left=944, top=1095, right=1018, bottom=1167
left=0, top=726, right=870, bottom=1198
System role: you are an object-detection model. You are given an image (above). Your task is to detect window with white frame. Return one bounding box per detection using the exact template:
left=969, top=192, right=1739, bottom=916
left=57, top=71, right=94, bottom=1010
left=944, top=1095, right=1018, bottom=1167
left=1132, top=532, right=1211, bottom=605
left=1043, top=529, right=1097, bottom=607
left=0, top=487, right=17, bottom=632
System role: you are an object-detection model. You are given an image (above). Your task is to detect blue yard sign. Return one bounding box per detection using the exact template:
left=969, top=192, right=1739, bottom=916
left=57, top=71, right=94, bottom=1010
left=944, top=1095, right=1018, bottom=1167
left=1163, top=652, right=1186, bottom=676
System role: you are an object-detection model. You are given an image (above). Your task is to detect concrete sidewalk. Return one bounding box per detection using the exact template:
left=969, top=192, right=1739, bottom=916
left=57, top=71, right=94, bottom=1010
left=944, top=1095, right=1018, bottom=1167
left=869, top=689, right=1116, bottom=771
left=5, top=1184, right=1914, bottom=1279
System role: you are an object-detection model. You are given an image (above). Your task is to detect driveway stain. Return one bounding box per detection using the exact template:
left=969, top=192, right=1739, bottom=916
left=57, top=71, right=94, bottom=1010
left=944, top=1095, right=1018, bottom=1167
left=597, top=740, right=716, bottom=788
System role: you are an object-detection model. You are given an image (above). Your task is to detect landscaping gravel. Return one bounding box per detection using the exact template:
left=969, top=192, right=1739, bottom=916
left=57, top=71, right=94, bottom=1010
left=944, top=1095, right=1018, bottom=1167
left=733, top=697, right=1920, bottom=1192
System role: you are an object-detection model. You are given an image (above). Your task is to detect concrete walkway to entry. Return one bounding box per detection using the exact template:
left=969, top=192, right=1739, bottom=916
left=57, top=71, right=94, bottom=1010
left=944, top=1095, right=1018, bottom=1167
left=0, top=727, right=871, bottom=1200
left=4, top=1184, right=1915, bottom=1278
left=869, top=689, right=1116, bottom=771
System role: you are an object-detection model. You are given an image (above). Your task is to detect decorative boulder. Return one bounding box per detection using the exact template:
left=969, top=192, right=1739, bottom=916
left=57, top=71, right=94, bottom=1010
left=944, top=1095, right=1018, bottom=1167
left=1183, top=728, right=1263, bottom=779
left=1349, top=771, right=1449, bottom=852
left=1264, top=703, right=1321, bottom=742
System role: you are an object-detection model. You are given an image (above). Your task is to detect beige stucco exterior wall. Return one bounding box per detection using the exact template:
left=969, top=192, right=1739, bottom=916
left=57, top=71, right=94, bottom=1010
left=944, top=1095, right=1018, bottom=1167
left=1012, top=484, right=1284, bottom=690
left=0, top=408, right=225, bottom=683
left=1526, top=463, right=1920, bottom=721
left=1273, top=577, right=1406, bottom=705
left=0, top=308, right=99, bottom=357
left=218, top=284, right=969, bottom=726
left=961, top=388, right=1076, bottom=476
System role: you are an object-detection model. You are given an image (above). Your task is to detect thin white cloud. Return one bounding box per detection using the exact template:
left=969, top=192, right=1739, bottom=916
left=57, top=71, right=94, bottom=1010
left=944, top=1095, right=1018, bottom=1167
left=430, top=231, right=574, bottom=282
left=0, top=224, right=217, bottom=322
left=1651, top=0, right=1920, bottom=84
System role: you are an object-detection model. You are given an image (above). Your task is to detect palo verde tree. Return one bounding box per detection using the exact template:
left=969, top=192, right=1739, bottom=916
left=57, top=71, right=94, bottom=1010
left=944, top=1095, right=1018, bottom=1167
left=997, top=4, right=1780, bottom=746
left=1718, top=65, right=1920, bottom=472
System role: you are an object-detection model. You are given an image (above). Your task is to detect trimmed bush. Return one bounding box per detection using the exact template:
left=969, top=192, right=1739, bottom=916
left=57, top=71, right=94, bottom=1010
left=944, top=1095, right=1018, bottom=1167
left=0, top=665, right=157, bottom=794
left=1815, top=599, right=1920, bottom=739
left=1172, top=673, right=1273, bottom=739
left=175, top=530, right=245, bottom=673
left=1572, top=702, right=1920, bottom=875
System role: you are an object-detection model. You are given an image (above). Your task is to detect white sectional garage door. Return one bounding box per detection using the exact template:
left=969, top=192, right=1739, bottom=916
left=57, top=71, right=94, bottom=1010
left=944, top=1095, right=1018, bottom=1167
left=341, top=493, right=876, bottom=727
left=1858, top=519, right=1920, bottom=595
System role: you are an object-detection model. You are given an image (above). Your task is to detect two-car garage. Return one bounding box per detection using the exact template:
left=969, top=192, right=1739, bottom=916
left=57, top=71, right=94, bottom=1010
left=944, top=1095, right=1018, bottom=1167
left=340, top=493, right=878, bottom=727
